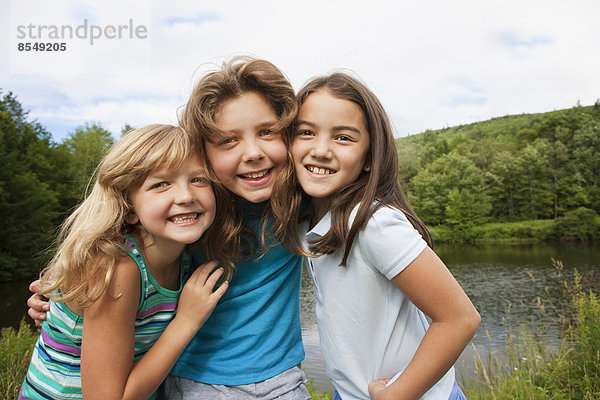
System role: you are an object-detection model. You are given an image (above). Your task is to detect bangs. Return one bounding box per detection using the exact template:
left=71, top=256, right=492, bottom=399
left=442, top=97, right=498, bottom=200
left=203, top=127, right=229, bottom=144
left=100, top=124, right=204, bottom=190
left=146, top=135, right=196, bottom=173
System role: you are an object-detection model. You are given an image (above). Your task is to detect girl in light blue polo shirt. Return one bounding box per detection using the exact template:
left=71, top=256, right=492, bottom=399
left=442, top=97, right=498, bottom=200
left=282, top=73, right=481, bottom=400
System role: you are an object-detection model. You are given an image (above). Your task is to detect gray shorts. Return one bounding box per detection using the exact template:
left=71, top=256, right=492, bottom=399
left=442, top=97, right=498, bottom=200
left=157, top=364, right=311, bottom=400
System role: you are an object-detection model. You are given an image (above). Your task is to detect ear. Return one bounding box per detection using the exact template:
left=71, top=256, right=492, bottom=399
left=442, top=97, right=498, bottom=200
left=363, top=164, right=371, bottom=172
left=126, top=212, right=139, bottom=225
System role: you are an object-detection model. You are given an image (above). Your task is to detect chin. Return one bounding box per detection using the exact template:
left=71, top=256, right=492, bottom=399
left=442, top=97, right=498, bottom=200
left=303, top=188, right=332, bottom=199
left=237, top=189, right=270, bottom=203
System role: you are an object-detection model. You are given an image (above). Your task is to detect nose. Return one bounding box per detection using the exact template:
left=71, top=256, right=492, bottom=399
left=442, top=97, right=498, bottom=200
left=174, top=184, right=194, bottom=205
left=311, top=136, right=331, bottom=159
left=241, top=137, right=265, bottom=162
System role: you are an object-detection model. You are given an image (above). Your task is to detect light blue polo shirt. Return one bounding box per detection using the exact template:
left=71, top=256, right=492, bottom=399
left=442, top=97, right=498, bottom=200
left=301, top=204, right=456, bottom=400
left=172, top=200, right=305, bottom=385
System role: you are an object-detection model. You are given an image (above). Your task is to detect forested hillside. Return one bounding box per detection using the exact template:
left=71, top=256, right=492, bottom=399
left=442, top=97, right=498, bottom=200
left=397, top=101, right=600, bottom=241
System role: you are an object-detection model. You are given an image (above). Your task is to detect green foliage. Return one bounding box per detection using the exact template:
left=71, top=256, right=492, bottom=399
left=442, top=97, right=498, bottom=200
left=304, top=377, right=334, bottom=400
left=472, top=220, right=555, bottom=242
left=120, top=123, right=135, bottom=136
left=0, top=91, right=115, bottom=282
left=0, top=91, right=61, bottom=281
left=0, top=319, right=38, bottom=400
left=572, top=120, right=600, bottom=210
left=399, top=103, right=600, bottom=227
left=410, top=154, right=490, bottom=227
left=462, top=260, right=600, bottom=399
left=446, top=187, right=491, bottom=242
left=430, top=217, right=600, bottom=244
left=516, top=140, right=554, bottom=220
left=563, top=275, right=600, bottom=398
left=550, top=208, right=600, bottom=242
left=60, top=122, right=113, bottom=203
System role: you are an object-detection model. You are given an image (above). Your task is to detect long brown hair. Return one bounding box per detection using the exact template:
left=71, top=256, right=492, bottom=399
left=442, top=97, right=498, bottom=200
left=180, top=56, right=304, bottom=262
left=291, top=73, right=432, bottom=265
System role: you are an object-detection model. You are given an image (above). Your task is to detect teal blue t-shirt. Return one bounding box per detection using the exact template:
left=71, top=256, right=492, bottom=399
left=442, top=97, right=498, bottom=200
left=171, top=200, right=305, bottom=384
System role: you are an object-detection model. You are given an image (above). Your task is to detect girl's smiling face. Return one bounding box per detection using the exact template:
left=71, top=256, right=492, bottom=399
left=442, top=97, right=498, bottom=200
left=292, top=89, right=370, bottom=211
left=205, top=91, right=287, bottom=203
left=127, top=156, right=216, bottom=251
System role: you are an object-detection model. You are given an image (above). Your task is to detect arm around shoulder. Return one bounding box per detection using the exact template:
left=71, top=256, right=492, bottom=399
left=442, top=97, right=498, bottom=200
left=27, top=279, right=49, bottom=326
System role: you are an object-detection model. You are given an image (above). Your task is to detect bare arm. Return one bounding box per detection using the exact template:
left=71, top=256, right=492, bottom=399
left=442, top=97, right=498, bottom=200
left=81, top=260, right=227, bottom=400
left=368, top=246, right=480, bottom=400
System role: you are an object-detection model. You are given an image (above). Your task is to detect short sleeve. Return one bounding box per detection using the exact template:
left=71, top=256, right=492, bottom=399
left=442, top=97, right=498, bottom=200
left=358, top=206, right=427, bottom=280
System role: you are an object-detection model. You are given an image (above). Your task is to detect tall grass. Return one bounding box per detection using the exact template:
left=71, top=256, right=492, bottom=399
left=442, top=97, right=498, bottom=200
left=463, top=259, right=600, bottom=399
left=0, top=319, right=38, bottom=399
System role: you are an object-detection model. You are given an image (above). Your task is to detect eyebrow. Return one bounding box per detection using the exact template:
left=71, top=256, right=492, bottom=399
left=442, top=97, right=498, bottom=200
left=296, top=119, right=362, bottom=134
left=147, top=167, right=207, bottom=180
left=220, top=120, right=279, bottom=134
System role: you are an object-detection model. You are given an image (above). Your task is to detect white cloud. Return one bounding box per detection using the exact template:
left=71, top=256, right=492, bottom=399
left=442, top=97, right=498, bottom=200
left=1, top=0, right=599, bottom=141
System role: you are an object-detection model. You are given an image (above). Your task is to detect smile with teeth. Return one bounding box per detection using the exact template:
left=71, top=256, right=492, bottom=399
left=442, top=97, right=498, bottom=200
left=239, top=169, right=270, bottom=180
left=307, top=165, right=336, bottom=175
left=169, top=213, right=198, bottom=223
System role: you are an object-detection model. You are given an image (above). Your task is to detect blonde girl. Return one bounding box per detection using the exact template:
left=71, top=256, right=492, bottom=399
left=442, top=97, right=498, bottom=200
left=20, top=124, right=228, bottom=400
left=286, top=73, right=481, bottom=400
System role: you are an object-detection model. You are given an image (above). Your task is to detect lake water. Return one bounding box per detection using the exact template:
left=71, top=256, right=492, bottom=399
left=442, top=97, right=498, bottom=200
left=2, top=243, right=599, bottom=392
left=299, top=242, right=600, bottom=391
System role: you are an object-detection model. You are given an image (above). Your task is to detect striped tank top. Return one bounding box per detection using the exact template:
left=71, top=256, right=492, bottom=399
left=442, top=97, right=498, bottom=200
left=19, top=236, right=190, bottom=400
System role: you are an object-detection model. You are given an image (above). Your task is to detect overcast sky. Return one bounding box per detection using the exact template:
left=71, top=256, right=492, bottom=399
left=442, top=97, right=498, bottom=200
left=1, top=0, right=599, bottom=142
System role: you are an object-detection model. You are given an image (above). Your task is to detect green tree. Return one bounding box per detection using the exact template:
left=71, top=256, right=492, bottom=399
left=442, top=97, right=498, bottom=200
left=0, top=91, right=61, bottom=281
left=445, top=187, right=491, bottom=241
left=60, top=122, right=113, bottom=202
left=550, top=207, right=599, bottom=242
left=516, top=141, right=553, bottom=220
left=542, top=132, right=585, bottom=218
left=396, top=140, right=420, bottom=188
left=572, top=119, right=600, bottom=213
left=121, top=123, right=135, bottom=136
left=418, top=130, right=450, bottom=166
left=487, top=151, right=521, bottom=220
left=410, top=153, right=491, bottom=227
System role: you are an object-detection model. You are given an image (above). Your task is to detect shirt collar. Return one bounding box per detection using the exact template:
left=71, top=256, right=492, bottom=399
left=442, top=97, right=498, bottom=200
left=306, top=210, right=332, bottom=240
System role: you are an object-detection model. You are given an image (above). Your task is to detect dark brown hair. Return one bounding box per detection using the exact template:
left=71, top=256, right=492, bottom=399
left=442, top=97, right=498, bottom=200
left=180, top=56, right=303, bottom=267
left=289, top=72, right=432, bottom=265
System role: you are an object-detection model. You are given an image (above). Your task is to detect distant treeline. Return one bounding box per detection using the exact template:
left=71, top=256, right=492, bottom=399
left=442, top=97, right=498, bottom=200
left=1, top=90, right=599, bottom=282
left=397, top=100, right=600, bottom=242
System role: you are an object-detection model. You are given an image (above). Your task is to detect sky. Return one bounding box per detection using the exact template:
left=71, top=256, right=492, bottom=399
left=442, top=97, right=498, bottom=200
left=1, top=0, right=599, bottom=142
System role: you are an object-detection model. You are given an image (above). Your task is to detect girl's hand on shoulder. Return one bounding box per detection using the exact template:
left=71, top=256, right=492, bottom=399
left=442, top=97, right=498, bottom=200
left=175, top=261, right=228, bottom=333
left=27, top=279, right=49, bottom=326
left=368, top=379, right=392, bottom=400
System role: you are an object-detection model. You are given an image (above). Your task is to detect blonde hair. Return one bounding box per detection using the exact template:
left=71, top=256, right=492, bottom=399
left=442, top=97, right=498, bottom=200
left=40, top=124, right=207, bottom=308
left=180, top=56, right=304, bottom=261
